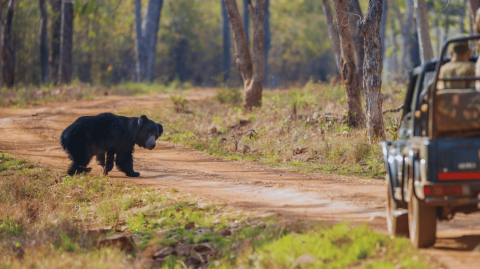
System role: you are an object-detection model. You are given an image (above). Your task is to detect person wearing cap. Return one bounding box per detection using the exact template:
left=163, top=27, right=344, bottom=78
left=439, top=40, right=475, bottom=89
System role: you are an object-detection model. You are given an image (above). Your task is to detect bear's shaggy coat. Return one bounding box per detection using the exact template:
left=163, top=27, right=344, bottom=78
left=60, top=113, right=163, bottom=177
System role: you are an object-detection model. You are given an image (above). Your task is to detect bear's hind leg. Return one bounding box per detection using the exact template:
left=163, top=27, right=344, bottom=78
left=115, top=151, right=139, bottom=177
left=67, top=153, right=92, bottom=176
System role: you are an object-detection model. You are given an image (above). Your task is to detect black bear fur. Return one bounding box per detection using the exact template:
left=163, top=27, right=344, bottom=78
left=60, top=113, right=163, bottom=177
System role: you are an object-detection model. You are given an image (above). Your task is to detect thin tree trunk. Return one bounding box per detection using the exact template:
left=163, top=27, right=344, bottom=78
left=264, top=0, right=270, bottom=87
left=224, top=0, right=265, bottom=110
left=359, top=0, right=385, bottom=141
left=243, top=0, right=249, bottom=45
left=2, top=0, right=15, bottom=88
left=469, top=0, right=479, bottom=30
left=58, top=0, right=73, bottom=84
left=135, top=0, right=145, bottom=81
left=321, top=0, right=341, bottom=74
left=379, top=0, right=387, bottom=59
left=413, top=0, right=434, bottom=63
left=39, top=0, right=48, bottom=84
left=142, top=0, right=163, bottom=82
left=221, top=0, right=230, bottom=82
left=49, top=0, right=61, bottom=83
left=391, top=0, right=413, bottom=77
left=347, top=0, right=364, bottom=81
left=475, top=8, right=480, bottom=34
left=333, top=0, right=364, bottom=127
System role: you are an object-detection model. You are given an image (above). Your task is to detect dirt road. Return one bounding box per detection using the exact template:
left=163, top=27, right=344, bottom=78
left=1, top=91, right=480, bottom=268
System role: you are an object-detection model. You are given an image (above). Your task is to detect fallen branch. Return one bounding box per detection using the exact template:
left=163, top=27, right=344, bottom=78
left=383, top=104, right=404, bottom=114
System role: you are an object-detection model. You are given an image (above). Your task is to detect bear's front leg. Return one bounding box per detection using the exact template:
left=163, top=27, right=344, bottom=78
left=102, top=151, right=115, bottom=176
left=115, top=151, right=139, bottom=177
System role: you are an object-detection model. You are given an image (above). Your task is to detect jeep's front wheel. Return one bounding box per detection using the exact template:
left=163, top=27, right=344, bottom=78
left=408, top=183, right=437, bottom=248
left=386, top=175, right=409, bottom=237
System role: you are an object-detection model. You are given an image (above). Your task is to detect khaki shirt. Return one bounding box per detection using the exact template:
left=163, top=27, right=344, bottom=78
left=439, top=60, right=475, bottom=88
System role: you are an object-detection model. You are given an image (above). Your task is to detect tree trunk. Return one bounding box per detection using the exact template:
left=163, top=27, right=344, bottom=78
left=2, top=0, right=15, bottom=88
left=221, top=0, right=230, bottom=82
left=475, top=8, right=480, bottom=34
left=224, top=0, right=265, bottom=110
left=58, top=0, right=73, bottom=84
left=413, top=0, right=434, bottom=63
left=142, top=0, right=163, bottom=82
left=264, top=0, right=270, bottom=87
left=243, top=0, right=249, bottom=45
left=379, top=0, right=387, bottom=59
left=359, top=0, right=385, bottom=141
left=39, top=0, right=48, bottom=84
left=469, top=0, right=479, bottom=30
left=347, top=0, right=364, bottom=82
left=321, top=0, right=341, bottom=74
left=174, top=39, right=188, bottom=81
left=49, top=0, right=61, bottom=83
left=391, top=0, right=413, bottom=77
left=333, top=0, right=364, bottom=127
left=135, top=0, right=145, bottom=81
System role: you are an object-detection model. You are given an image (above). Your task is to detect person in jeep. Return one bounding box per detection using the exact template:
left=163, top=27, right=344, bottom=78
left=439, top=40, right=475, bottom=89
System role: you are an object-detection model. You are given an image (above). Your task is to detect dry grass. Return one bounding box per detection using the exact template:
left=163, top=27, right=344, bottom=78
left=0, top=141, right=433, bottom=268
left=0, top=81, right=186, bottom=108
left=123, top=81, right=405, bottom=178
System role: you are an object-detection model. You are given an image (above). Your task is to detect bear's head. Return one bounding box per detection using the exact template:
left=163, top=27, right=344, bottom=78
left=136, top=115, right=163, bottom=150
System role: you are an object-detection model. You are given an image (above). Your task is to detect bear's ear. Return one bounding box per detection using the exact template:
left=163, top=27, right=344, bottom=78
left=157, top=123, right=163, bottom=135
left=138, top=115, right=148, bottom=126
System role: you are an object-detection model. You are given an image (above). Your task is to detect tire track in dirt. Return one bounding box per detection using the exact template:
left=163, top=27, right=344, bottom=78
left=1, top=92, right=480, bottom=268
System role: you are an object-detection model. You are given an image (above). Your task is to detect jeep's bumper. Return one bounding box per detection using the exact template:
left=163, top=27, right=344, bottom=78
left=415, top=180, right=480, bottom=206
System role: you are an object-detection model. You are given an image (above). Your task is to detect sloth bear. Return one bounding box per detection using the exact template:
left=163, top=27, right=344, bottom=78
left=60, top=113, right=163, bottom=177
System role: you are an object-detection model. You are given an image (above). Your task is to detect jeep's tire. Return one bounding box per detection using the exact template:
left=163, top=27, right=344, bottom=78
left=408, top=183, right=437, bottom=248
left=386, top=176, right=409, bottom=237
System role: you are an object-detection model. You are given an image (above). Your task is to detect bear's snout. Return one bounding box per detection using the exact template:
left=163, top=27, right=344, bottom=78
left=147, top=142, right=156, bottom=150
left=146, top=136, right=156, bottom=150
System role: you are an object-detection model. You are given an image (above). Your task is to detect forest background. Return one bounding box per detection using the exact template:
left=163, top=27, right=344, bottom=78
left=6, top=0, right=470, bottom=88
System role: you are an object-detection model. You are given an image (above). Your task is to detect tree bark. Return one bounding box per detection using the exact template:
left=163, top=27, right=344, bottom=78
left=333, top=0, right=364, bottom=127
left=224, top=0, right=265, bottom=110
left=359, top=0, right=385, bottom=141
left=39, top=0, right=48, bottom=84
left=321, top=0, right=341, bottom=74
left=135, top=0, right=145, bottom=82
left=347, top=0, right=364, bottom=81
left=243, top=0, right=249, bottom=45
left=2, top=0, right=15, bottom=88
left=222, top=0, right=231, bottom=82
left=413, top=0, right=434, bottom=63
left=58, top=0, right=73, bottom=84
left=264, top=0, right=270, bottom=87
left=49, top=0, right=61, bottom=83
left=142, top=0, right=163, bottom=82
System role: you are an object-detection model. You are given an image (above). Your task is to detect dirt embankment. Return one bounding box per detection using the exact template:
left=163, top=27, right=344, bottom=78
left=1, top=91, right=480, bottom=269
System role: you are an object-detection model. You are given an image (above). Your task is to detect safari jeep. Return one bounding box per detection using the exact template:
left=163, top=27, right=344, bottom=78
left=380, top=35, right=480, bottom=248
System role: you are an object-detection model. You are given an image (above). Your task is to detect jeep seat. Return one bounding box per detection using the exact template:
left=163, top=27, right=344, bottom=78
left=435, top=89, right=480, bottom=137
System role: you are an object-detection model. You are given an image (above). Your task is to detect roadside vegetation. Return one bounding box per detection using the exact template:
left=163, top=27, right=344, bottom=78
left=0, top=81, right=192, bottom=108
left=0, top=152, right=433, bottom=268
left=123, top=82, right=405, bottom=179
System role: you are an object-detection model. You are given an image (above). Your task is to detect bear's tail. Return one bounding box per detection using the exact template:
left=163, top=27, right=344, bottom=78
left=59, top=131, right=67, bottom=151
